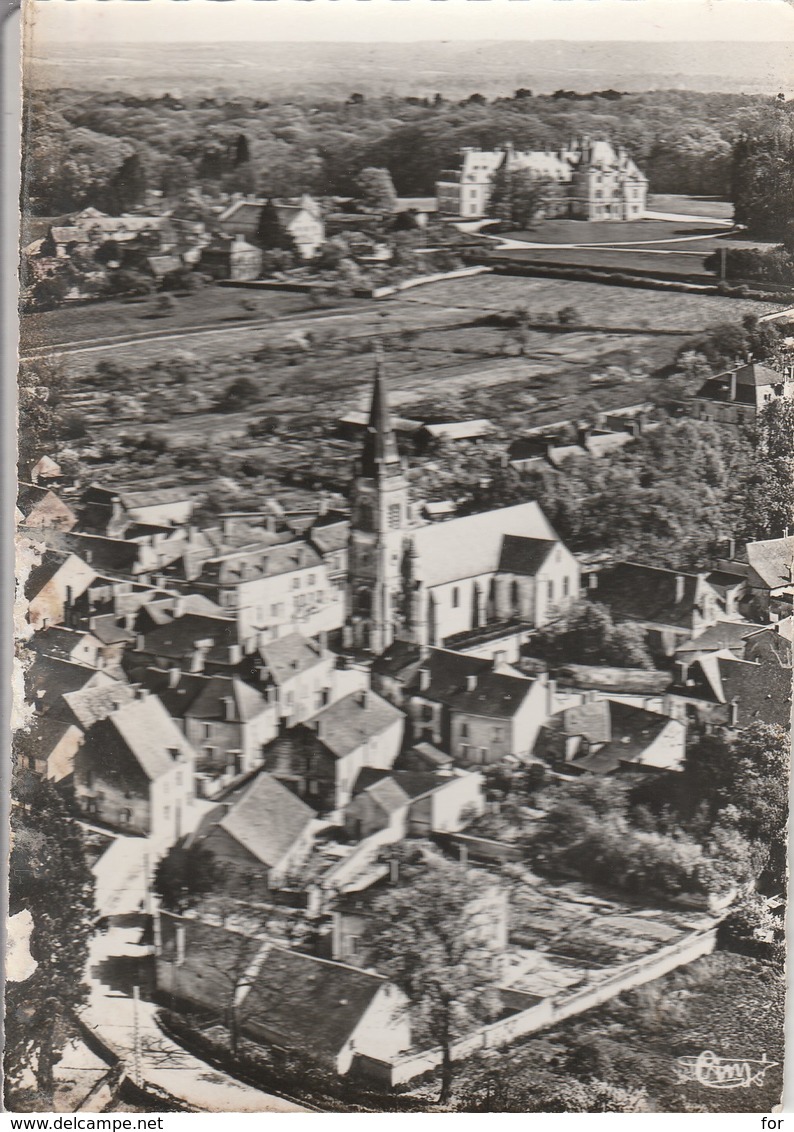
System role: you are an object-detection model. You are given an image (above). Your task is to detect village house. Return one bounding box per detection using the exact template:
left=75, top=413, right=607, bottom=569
left=536, top=698, right=686, bottom=775
left=186, top=770, right=317, bottom=892
left=25, top=653, right=118, bottom=718
left=257, top=631, right=338, bottom=725
left=17, top=483, right=77, bottom=532
left=590, top=562, right=724, bottom=659
left=79, top=483, right=197, bottom=536
left=125, top=611, right=246, bottom=676
left=261, top=687, right=404, bottom=814
left=436, top=137, right=647, bottom=220
left=74, top=690, right=197, bottom=844
left=692, top=362, right=794, bottom=427
left=673, top=620, right=764, bottom=665
left=217, top=194, right=325, bottom=259
left=664, top=648, right=792, bottom=731
left=181, top=539, right=346, bottom=647
left=200, top=233, right=263, bottom=281
left=346, top=354, right=581, bottom=654
left=14, top=716, right=84, bottom=782
left=743, top=616, right=793, bottom=668
left=715, top=534, right=794, bottom=622
left=405, top=648, right=548, bottom=765
left=24, top=549, right=98, bottom=630
left=58, top=680, right=139, bottom=732
left=28, top=625, right=106, bottom=669
left=342, top=765, right=484, bottom=841
left=42, top=530, right=165, bottom=583
left=29, top=454, right=65, bottom=487
left=155, top=912, right=411, bottom=1076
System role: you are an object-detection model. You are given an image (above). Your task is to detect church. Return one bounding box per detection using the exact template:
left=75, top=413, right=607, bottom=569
left=345, top=352, right=581, bottom=654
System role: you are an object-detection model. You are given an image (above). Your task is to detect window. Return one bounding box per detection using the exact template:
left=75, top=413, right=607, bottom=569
left=119, top=808, right=132, bottom=826
left=347, top=935, right=360, bottom=957
left=163, top=806, right=170, bottom=820
left=176, top=771, right=182, bottom=786
left=388, top=503, right=401, bottom=529
left=460, top=722, right=469, bottom=739
left=492, top=726, right=504, bottom=742
left=293, top=577, right=301, bottom=589
left=308, top=574, right=316, bottom=585
left=547, top=579, right=555, bottom=602
left=563, top=576, right=570, bottom=598
left=421, top=703, right=434, bottom=722
left=452, top=586, right=460, bottom=608
left=203, top=723, right=212, bottom=740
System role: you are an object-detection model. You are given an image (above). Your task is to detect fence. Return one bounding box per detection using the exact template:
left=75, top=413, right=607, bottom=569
left=355, top=925, right=718, bottom=1087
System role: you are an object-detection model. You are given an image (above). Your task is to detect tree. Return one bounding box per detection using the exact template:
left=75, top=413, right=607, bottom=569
left=489, top=168, right=558, bottom=228
left=354, top=166, right=398, bottom=212
left=153, top=841, right=221, bottom=914
left=530, top=601, right=654, bottom=669
left=362, top=846, right=503, bottom=1104
left=215, top=376, right=259, bottom=412
left=107, top=151, right=147, bottom=213
left=255, top=200, right=299, bottom=255
left=5, top=771, right=95, bottom=1107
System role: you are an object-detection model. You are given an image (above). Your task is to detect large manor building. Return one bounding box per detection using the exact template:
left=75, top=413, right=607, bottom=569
left=436, top=137, right=648, bottom=221
left=346, top=352, right=580, bottom=654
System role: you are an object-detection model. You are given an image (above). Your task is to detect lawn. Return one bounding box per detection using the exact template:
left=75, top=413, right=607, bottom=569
left=489, top=245, right=718, bottom=282
left=646, top=194, right=735, bottom=221
left=20, top=284, right=319, bottom=353
left=398, top=274, right=785, bottom=328
left=498, top=218, right=730, bottom=246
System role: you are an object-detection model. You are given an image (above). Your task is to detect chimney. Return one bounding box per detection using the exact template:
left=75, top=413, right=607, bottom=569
left=389, top=858, right=400, bottom=885
left=318, top=630, right=328, bottom=652
left=675, top=574, right=686, bottom=605
left=84, top=549, right=93, bottom=565
left=318, top=495, right=329, bottom=517
left=418, top=667, right=431, bottom=692
left=547, top=677, right=557, bottom=715
left=577, top=423, right=593, bottom=448
left=136, top=633, right=145, bottom=651
left=674, top=660, right=689, bottom=686
left=134, top=685, right=149, bottom=701
left=466, top=674, right=478, bottom=692
left=493, top=650, right=506, bottom=669
left=222, top=695, right=235, bottom=721
left=41, top=617, right=49, bottom=631
left=357, top=689, right=369, bottom=710
left=729, top=369, right=738, bottom=402
left=726, top=537, right=736, bottom=560
left=228, top=643, right=242, bottom=665
left=168, top=666, right=181, bottom=689
left=173, top=596, right=186, bottom=618
left=728, top=699, right=739, bottom=727
left=588, top=572, right=598, bottom=592
left=167, top=746, right=180, bottom=761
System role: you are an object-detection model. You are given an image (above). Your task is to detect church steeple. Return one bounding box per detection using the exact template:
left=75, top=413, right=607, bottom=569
left=359, top=342, right=401, bottom=478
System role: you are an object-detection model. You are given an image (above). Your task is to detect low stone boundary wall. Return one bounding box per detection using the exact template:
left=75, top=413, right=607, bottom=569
left=371, top=265, right=492, bottom=298
left=356, top=925, right=718, bottom=1088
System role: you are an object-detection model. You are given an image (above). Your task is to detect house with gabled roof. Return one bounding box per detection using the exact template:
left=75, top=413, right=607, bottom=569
left=343, top=765, right=484, bottom=841
left=217, top=194, right=324, bottom=259
left=25, top=653, right=117, bottom=717
left=257, top=631, right=336, bottom=725
left=665, top=648, right=792, bottom=732
left=28, top=625, right=105, bottom=669
left=14, top=715, right=84, bottom=782
left=262, top=687, right=404, bottom=813
left=183, top=674, right=277, bottom=776
left=405, top=648, right=548, bottom=766
left=17, top=482, right=77, bottom=532
left=590, top=562, right=723, bottom=659
left=74, top=689, right=196, bottom=844
left=186, top=770, right=316, bottom=891
left=692, top=362, right=794, bottom=428
left=24, top=549, right=97, bottom=630
left=79, top=483, right=196, bottom=537
left=716, top=534, right=794, bottom=622
left=536, top=698, right=686, bottom=775
left=155, top=911, right=410, bottom=1075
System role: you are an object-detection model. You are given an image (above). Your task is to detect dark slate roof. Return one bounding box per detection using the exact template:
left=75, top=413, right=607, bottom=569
left=745, top=536, right=794, bottom=590
left=61, top=681, right=139, bottom=729
left=28, top=626, right=99, bottom=662
left=207, top=771, right=315, bottom=868
left=86, top=695, right=194, bottom=780
left=395, top=742, right=453, bottom=770
left=410, top=648, right=533, bottom=719
left=351, top=767, right=392, bottom=796
left=186, top=675, right=269, bottom=724
left=593, top=562, right=706, bottom=629
left=17, top=482, right=58, bottom=515
left=86, top=614, right=136, bottom=646
left=25, top=655, right=112, bottom=716
left=129, top=666, right=211, bottom=719
left=718, top=655, right=792, bottom=729
left=308, top=520, right=350, bottom=556
left=24, top=550, right=71, bottom=600
left=135, top=613, right=239, bottom=662
left=498, top=535, right=556, bottom=576
left=566, top=701, right=675, bottom=775
left=50, top=532, right=145, bottom=574
left=242, top=947, right=387, bottom=1063
left=16, top=714, right=78, bottom=758
left=371, top=639, right=426, bottom=680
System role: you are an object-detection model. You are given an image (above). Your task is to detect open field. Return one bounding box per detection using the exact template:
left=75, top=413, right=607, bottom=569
left=646, top=194, right=734, bottom=220
left=476, top=951, right=784, bottom=1113
left=397, top=274, right=786, bottom=327
left=20, top=286, right=319, bottom=354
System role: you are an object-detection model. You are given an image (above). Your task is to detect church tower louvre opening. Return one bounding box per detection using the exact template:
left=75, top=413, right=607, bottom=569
left=346, top=343, right=412, bottom=654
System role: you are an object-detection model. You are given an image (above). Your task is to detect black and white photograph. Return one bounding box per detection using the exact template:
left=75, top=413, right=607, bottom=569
left=8, top=0, right=792, bottom=1115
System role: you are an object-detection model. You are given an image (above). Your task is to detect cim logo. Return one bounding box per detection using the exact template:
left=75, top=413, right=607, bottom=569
left=675, top=1051, right=778, bottom=1090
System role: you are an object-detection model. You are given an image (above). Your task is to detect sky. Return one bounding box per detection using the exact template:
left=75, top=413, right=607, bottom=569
left=26, top=0, right=794, bottom=45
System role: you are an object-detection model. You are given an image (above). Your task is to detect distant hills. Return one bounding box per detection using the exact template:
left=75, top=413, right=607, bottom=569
left=27, top=39, right=793, bottom=99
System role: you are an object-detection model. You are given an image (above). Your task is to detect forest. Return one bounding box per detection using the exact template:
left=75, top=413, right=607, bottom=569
left=22, top=85, right=793, bottom=222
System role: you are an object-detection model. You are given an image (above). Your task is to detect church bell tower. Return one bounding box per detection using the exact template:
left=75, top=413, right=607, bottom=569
left=346, top=345, right=411, bottom=653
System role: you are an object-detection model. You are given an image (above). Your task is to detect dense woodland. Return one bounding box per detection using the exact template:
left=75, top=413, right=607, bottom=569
left=22, top=86, right=794, bottom=228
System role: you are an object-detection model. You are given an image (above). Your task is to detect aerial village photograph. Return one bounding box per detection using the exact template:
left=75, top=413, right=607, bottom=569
left=7, top=0, right=793, bottom=1116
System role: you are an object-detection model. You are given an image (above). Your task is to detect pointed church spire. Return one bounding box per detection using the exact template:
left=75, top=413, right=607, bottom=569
left=360, top=340, right=401, bottom=477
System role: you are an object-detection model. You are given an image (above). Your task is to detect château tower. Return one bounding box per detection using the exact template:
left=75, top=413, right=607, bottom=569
left=346, top=345, right=412, bottom=653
